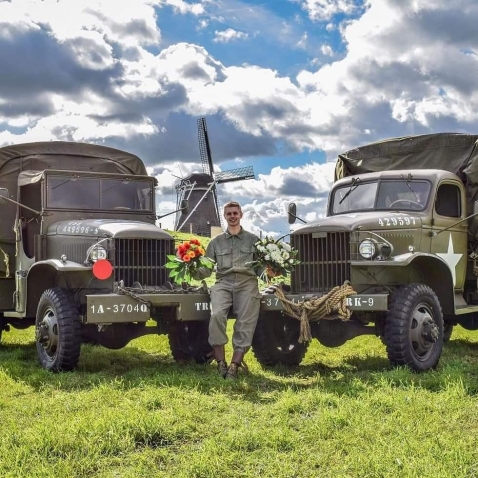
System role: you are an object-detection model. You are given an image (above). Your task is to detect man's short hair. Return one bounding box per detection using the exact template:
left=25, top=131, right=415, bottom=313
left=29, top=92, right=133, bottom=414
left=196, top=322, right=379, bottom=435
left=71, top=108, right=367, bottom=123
left=223, top=201, right=242, bottom=213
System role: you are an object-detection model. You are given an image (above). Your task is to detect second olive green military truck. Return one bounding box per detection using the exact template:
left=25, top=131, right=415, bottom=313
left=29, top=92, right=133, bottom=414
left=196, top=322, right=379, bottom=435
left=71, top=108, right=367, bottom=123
left=253, top=133, right=478, bottom=371
left=0, top=141, right=212, bottom=371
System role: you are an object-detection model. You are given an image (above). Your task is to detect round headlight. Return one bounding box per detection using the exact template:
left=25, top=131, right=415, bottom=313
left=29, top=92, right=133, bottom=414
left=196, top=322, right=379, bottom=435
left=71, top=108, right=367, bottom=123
left=359, top=239, right=376, bottom=259
left=88, top=245, right=107, bottom=262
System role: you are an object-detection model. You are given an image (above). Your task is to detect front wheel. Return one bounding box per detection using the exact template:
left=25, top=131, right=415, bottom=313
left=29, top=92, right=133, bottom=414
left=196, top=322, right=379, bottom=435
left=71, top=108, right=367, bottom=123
left=384, top=284, right=443, bottom=372
left=168, top=321, right=213, bottom=364
left=252, top=312, right=309, bottom=366
left=35, top=288, right=82, bottom=372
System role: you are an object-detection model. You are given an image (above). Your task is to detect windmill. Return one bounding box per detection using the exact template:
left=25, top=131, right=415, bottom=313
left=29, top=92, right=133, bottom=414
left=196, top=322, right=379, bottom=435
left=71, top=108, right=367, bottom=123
left=175, top=117, right=255, bottom=237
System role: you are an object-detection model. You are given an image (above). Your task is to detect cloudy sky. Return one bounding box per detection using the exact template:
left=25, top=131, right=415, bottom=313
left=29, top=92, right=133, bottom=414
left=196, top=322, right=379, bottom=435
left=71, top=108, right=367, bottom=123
left=1, top=0, right=478, bottom=237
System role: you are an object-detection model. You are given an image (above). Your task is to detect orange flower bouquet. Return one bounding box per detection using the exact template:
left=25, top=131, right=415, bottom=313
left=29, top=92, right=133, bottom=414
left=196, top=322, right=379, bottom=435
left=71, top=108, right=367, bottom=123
left=165, top=239, right=215, bottom=284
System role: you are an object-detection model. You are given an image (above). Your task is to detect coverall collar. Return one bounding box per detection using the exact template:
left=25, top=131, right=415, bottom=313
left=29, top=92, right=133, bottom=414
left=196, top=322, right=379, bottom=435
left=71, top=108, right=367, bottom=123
left=225, top=226, right=244, bottom=239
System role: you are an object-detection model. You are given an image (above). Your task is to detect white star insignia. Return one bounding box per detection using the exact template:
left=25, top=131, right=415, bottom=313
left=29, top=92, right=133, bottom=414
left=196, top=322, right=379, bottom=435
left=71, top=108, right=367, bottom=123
left=437, top=234, right=462, bottom=287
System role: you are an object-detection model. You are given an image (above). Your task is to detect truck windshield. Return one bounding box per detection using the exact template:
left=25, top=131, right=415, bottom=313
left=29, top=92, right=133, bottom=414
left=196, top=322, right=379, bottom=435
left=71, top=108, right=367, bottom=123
left=46, top=175, right=154, bottom=212
left=332, top=179, right=431, bottom=214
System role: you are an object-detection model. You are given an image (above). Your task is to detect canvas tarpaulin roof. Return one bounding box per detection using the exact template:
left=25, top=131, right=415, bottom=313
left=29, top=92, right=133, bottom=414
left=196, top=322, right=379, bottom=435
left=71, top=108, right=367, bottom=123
left=335, top=132, right=478, bottom=213
left=0, top=141, right=148, bottom=244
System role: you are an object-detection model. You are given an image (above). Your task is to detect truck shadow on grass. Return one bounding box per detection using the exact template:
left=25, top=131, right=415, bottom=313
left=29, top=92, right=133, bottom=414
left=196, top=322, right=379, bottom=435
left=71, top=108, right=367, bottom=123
left=2, top=340, right=478, bottom=401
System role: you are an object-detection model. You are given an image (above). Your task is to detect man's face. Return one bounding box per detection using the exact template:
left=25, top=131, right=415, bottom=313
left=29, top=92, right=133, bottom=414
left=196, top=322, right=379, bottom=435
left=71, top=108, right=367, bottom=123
left=224, top=206, right=242, bottom=227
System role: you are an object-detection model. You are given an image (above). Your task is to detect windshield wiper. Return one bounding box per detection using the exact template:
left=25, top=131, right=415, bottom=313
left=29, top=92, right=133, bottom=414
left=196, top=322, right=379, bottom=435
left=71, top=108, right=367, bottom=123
left=401, top=173, right=420, bottom=201
left=102, top=179, right=130, bottom=194
left=339, top=177, right=361, bottom=204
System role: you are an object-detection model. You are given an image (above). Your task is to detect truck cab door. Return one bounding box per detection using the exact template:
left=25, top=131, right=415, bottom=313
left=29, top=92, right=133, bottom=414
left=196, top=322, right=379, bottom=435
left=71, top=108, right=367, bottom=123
left=19, top=181, right=42, bottom=259
left=430, top=181, right=467, bottom=290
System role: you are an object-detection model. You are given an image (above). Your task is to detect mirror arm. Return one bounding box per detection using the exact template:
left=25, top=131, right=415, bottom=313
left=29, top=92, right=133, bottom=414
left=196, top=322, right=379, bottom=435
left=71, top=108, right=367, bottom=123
left=157, top=205, right=187, bottom=220
left=0, top=196, right=41, bottom=215
left=290, top=212, right=307, bottom=224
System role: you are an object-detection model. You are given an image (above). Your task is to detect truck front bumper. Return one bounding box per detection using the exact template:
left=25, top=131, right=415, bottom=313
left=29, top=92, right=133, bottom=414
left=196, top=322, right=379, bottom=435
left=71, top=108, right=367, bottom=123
left=85, top=292, right=211, bottom=324
left=260, top=293, right=389, bottom=313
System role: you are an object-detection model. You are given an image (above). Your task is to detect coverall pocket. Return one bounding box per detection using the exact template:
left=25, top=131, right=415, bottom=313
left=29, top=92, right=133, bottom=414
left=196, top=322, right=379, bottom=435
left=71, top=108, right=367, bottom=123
left=239, top=246, right=255, bottom=264
left=216, top=248, right=233, bottom=269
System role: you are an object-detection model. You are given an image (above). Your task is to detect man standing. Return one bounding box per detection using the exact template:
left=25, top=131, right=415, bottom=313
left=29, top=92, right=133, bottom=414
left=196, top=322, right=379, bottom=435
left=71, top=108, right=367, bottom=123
left=198, top=201, right=265, bottom=379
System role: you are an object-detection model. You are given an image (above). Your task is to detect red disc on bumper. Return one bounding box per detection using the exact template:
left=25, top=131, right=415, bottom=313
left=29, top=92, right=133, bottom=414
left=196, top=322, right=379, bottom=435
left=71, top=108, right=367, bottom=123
left=92, top=259, right=113, bottom=280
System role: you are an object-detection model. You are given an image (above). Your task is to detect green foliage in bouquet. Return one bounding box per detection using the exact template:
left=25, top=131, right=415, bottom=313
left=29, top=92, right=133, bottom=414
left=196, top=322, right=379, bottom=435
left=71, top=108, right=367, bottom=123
left=165, top=238, right=215, bottom=284
left=250, top=236, right=300, bottom=282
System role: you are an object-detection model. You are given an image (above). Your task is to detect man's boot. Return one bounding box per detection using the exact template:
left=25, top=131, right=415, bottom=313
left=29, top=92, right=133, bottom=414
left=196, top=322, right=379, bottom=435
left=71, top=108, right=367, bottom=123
left=225, top=350, right=248, bottom=380
left=213, top=345, right=228, bottom=378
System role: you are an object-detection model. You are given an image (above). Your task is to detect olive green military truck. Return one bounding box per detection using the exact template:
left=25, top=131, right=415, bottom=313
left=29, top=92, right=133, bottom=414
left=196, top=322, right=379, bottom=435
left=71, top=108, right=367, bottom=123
left=0, top=142, right=212, bottom=371
left=253, top=133, right=478, bottom=371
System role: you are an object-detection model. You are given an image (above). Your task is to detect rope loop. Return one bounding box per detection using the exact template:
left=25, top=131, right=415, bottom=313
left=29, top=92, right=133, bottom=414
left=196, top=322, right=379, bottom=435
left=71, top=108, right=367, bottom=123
left=273, top=281, right=357, bottom=343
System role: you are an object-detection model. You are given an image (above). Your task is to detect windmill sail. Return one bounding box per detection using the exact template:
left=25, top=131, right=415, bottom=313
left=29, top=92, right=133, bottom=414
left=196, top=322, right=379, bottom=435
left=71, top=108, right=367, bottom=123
left=175, top=117, right=256, bottom=237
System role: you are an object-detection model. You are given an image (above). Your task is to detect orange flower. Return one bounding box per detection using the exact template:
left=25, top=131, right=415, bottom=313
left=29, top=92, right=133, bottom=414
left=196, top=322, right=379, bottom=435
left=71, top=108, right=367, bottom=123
left=188, top=250, right=195, bottom=259
left=198, top=246, right=205, bottom=255
left=183, top=254, right=191, bottom=262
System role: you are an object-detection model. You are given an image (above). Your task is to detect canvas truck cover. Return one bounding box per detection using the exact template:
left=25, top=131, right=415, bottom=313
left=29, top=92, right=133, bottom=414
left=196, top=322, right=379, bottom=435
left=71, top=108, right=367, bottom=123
left=335, top=133, right=478, bottom=213
left=0, top=141, right=148, bottom=245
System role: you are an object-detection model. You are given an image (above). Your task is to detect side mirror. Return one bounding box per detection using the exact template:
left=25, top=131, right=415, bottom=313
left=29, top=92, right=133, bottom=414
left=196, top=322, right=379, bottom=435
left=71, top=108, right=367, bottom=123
left=180, top=199, right=189, bottom=215
left=0, top=188, right=9, bottom=206
left=287, top=203, right=297, bottom=224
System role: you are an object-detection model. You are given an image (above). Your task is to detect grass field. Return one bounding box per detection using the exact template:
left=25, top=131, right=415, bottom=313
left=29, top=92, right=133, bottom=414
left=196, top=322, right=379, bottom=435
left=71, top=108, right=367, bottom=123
left=1, top=323, right=478, bottom=478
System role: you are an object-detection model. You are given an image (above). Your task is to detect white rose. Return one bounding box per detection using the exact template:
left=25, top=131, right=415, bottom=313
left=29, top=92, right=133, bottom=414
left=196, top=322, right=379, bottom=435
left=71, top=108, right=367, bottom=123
left=281, top=242, right=291, bottom=252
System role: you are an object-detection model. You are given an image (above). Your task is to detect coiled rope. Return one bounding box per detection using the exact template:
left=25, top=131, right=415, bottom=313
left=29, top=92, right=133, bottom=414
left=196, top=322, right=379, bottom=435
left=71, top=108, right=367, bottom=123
left=273, top=281, right=357, bottom=343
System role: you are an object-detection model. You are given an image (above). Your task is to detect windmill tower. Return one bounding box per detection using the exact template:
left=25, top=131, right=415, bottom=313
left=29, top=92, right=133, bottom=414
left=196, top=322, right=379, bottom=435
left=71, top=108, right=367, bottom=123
left=175, top=118, right=255, bottom=237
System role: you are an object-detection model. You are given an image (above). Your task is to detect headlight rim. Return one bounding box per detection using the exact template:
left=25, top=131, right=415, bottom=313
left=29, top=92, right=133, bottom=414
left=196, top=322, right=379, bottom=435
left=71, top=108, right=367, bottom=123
left=87, top=244, right=108, bottom=263
left=359, top=238, right=377, bottom=260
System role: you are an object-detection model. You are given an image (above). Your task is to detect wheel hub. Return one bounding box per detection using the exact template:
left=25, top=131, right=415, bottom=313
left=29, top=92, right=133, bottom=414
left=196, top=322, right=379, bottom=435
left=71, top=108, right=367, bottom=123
left=421, top=317, right=439, bottom=344
left=35, top=308, right=58, bottom=352
left=410, top=303, right=439, bottom=357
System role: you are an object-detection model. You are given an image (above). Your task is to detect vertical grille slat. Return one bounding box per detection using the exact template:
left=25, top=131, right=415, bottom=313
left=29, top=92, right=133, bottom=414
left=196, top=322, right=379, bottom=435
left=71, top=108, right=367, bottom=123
left=114, top=238, right=173, bottom=287
left=292, top=232, right=350, bottom=294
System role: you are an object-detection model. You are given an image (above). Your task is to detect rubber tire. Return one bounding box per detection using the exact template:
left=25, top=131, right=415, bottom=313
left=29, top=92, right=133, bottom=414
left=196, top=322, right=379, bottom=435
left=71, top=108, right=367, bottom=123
left=36, top=288, right=82, bottom=372
left=168, top=321, right=213, bottom=364
left=252, top=312, right=309, bottom=366
left=384, top=284, right=443, bottom=372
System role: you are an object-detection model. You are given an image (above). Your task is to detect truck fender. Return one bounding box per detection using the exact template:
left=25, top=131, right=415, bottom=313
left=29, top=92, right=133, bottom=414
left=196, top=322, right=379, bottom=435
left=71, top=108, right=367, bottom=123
left=25, top=260, right=92, bottom=317
left=409, top=255, right=455, bottom=314
left=354, top=253, right=456, bottom=314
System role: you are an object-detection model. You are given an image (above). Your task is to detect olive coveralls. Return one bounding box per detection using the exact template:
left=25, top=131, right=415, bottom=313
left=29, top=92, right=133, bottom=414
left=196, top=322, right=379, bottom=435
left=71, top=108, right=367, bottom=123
left=205, top=228, right=261, bottom=353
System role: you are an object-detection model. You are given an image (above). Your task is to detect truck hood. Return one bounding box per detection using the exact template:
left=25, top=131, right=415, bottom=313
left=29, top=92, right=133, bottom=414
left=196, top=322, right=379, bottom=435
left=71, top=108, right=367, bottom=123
left=48, top=219, right=172, bottom=240
left=292, top=211, right=424, bottom=234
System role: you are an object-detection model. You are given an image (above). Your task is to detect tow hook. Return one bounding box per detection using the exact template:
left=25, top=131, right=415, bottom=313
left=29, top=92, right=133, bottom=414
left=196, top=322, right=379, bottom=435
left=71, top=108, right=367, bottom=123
left=421, top=317, right=439, bottom=343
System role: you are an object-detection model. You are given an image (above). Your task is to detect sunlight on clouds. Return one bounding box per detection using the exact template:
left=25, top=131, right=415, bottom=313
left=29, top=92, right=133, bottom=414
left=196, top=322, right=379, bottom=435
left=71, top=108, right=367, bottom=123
left=320, top=44, right=333, bottom=56
left=300, top=0, right=359, bottom=21
left=296, top=32, right=308, bottom=49
left=1, top=114, right=157, bottom=145
left=11, top=0, right=160, bottom=46
left=213, top=28, right=249, bottom=43
left=157, top=0, right=205, bottom=16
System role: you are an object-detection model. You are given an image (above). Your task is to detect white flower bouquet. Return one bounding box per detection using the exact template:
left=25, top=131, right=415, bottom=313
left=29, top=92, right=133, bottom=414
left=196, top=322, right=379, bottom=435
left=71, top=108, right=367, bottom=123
left=250, top=236, right=300, bottom=281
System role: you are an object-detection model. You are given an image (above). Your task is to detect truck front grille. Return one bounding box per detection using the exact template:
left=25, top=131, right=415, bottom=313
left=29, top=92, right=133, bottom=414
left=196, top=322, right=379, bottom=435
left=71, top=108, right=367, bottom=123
left=114, top=238, right=174, bottom=287
left=291, top=232, right=350, bottom=294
